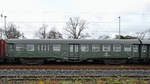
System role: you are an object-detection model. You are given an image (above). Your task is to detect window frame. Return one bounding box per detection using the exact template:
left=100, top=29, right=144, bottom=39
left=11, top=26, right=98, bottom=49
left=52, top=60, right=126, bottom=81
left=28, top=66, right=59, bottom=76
left=70, top=45, right=73, bottom=52
left=132, top=45, right=138, bottom=52
left=92, top=44, right=100, bottom=52
left=38, top=44, right=49, bottom=52
left=113, top=44, right=121, bottom=52
left=16, top=44, right=24, bottom=51
left=142, top=45, right=147, bottom=52
left=9, top=44, right=14, bottom=51
left=26, top=44, right=35, bottom=51
left=124, top=45, right=131, bottom=52
left=47, top=44, right=50, bottom=51
left=102, top=44, right=111, bottom=52
left=81, top=44, right=89, bottom=52
left=53, top=44, right=61, bottom=52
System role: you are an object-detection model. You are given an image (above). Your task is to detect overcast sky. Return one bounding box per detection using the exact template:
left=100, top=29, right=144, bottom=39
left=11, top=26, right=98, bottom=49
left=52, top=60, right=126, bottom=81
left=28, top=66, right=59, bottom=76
left=0, top=0, right=150, bottom=39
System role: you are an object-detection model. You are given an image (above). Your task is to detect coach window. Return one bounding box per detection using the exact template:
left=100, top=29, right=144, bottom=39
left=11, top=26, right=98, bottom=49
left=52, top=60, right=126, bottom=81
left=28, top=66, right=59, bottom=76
left=41, top=45, right=43, bottom=51
left=113, top=44, right=121, bottom=52
left=53, top=44, right=61, bottom=51
left=81, top=45, right=89, bottom=52
left=37, top=44, right=42, bottom=51
left=92, top=45, right=100, bottom=52
left=9, top=44, right=14, bottom=51
left=37, top=44, right=40, bottom=51
left=70, top=45, right=73, bottom=52
left=47, top=45, right=50, bottom=51
left=142, top=45, right=147, bottom=52
left=103, top=44, right=111, bottom=52
left=16, top=44, right=24, bottom=51
left=133, top=45, right=138, bottom=52
left=75, top=45, right=79, bottom=52
left=124, top=45, right=131, bottom=52
left=43, top=45, right=47, bottom=51
left=27, top=44, right=34, bottom=51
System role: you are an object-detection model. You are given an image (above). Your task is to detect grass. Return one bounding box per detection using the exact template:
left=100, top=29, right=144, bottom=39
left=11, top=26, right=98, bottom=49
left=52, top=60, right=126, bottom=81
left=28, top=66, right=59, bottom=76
left=0, top=76, right=150, bottom=84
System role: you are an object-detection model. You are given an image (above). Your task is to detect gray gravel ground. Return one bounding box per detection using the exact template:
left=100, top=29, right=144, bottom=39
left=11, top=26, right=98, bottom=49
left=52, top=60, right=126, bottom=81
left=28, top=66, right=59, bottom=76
left=0, top=70, right=150, bottom=77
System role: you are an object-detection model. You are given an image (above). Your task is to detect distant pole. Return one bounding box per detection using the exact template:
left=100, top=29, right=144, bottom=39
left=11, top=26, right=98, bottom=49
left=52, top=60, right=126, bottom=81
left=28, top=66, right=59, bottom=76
left=0, top=14, right=3, bottom=21
left=0, top=14, right=3, bottom=38
left=4, top=16, right=7, bottom=38
left=118, top=16, right=121, bottom=39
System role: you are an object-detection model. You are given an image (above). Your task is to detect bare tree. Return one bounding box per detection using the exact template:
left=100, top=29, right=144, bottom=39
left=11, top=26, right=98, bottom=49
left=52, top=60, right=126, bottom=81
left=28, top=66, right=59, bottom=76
left=134, top=28, right=150, bottom=40
left=20, top=33, right=26, bottom=39
left=0, top=28, right=4, bottom=39
left=35, top=24, right=48, bottom=39
left=64, top=17, right=89, bottom=39
left=5, top=23, right=21, bottom=39
left=47, top=29, right=63, bottom=39
left=136, top=32, right=147, bottom=40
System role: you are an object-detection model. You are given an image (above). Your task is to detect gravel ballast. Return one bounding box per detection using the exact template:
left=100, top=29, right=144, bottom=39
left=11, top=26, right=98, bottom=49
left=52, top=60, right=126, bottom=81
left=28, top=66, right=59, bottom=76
left=0, top=70, right=150, bottom=77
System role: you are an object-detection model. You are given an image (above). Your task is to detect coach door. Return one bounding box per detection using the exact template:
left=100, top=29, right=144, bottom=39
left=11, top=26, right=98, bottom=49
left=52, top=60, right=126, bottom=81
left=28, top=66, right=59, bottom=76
left=69, top=44, right=80, bottom=60
left=132, top=45, right=139, bottom=58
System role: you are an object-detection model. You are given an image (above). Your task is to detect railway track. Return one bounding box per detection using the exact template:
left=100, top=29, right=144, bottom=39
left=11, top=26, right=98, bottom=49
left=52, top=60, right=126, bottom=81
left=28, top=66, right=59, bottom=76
left=1, top=64, right=150, bottom=83
left=0, top=64, right=150, bottom=77
left=0, top=64, right=150, bottom=70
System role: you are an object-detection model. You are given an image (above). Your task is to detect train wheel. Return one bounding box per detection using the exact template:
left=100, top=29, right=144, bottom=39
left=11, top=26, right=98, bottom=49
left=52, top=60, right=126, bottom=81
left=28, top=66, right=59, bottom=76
left=20, top=58, right=44, bottom=65
left=0, top=59, right=4, bottom=63
left=87, top=59, right=94, bottom=62
left=104, top=59, right=127, bottom=65
left=56, top=59, right=62, bottom=62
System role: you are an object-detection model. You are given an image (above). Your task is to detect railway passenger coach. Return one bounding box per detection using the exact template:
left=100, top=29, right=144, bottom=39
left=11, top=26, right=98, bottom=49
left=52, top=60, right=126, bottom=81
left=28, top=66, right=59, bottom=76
left=0, top=40, right=7, bottom=62
left=1, top=39, right=150, bottom=64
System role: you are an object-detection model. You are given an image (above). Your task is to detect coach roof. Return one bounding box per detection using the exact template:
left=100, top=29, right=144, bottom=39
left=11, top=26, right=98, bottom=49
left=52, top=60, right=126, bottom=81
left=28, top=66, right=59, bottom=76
left=141, top=40, right=150, bottom=44
left=5, top=39, right=140, bottom=44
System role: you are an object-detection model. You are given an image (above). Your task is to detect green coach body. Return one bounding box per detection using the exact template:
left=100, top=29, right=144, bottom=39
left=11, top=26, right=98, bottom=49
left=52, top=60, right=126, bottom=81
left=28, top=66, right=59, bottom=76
left=5, top=39, right=142, bottom=63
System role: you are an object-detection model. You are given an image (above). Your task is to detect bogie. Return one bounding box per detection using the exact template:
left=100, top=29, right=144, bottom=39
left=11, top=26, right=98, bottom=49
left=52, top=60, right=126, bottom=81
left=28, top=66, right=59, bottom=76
left=104, top=59, right=127, bottom=65
left=19, top=58, right=44, bottom=65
